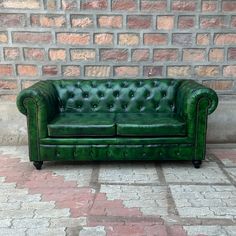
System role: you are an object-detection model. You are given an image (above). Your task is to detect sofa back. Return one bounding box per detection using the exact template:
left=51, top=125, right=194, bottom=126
left=52, top=79, right=182, bottom=113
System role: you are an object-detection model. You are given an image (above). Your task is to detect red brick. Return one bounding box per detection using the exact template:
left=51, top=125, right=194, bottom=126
left=0, top=81, right=17, bottom=90
left=222, top=1, right=236, bottom=11
left=85, top=66, right=110, bottom=77
left=31, top=14, right=66, bottom=28
left=61, top=0, right=77, bottom=10
left=0, top=14, right=26, bottom=27
left=141, top=0, right=167, bottom=11
left=183, top=49, right=205, bottom=61
left=100, top=49, right=128, bottom=61
left=112, top=0, right=137, bottom=11
left=214, top=34, right=236, bottom=45
left=127, top=15, right=152, bottom=29
left=228, top=48, right=236, bottom=60
left=44, top=0, right=56, bottom=10
left=118, top=34, right=139, bottom=46
left=144, top=34, right=167, bottom=45
left=71, top=15, right=93, bottom=28
left=98, top=15, right=122, bottom=28
left=0, top=0, right=40, bottom=9
left=231, top=16, right=236, bottom=27
left=13, top=32, right=52, bottom=44
left=57, top=33, right=90, bottom=45
left=114, top=66, right=139, bottom=76
left=167, top=66, right=191, bottom=77
left=223, top=65, right=236, bottom=77
left=17, top=65, right=38, bottom=76
left=196, top=34, right=210, bottom=45
left=70, top=49, right=95, bottom=61
left=178, top=16, right=195, bottom=29
left=4, top=48, right=20, bottom=60
left=172, top=33, right=192, bottom=46
left=62, top=65, right=80, bottom=76
left=42, top=65, right=58, bottom=75
left=81, top=0, right=108, bottom=10
left=209, top=49, right=224, bottom=62
left=154, top=49, right=178, bottom=61
left=203, top=80, right=233, bottom=90
left=132, top=49, right=149, bottom=62
left=202, top=1, right=217, bottom=12
left=172, top=1, right=196, bottom=11
left=24, top=48, right=45, bottom=61
left=157, top=16, right=174, bottom=30
left=0, top=65, right=13, bottom=76
left=200, top=16, right=224, bottom=29
left=195, top=66, right=220, bottom=77
left=144, top=66, right=163, bottom=77
left=94, top=33, right=113, bottom=45
left=0, top=32, right=8, bottom=43
left=49, top=49, right=66, bottom=61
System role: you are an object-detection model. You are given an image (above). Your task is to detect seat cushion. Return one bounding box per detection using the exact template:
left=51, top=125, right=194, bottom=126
left=116, top=113, right=186, bottom=137
left=48, top=113, right=116, bottom=137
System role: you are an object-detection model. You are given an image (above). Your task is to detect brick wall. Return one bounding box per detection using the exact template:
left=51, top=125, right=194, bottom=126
left=0, top=0, right=236, bottom=101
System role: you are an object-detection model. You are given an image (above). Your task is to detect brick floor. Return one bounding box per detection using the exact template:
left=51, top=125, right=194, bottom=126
left=0, top=146, right=235, bottom=236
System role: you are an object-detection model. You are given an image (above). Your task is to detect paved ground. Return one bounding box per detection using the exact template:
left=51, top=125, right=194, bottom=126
left=0, top=146, right=235, bottom=236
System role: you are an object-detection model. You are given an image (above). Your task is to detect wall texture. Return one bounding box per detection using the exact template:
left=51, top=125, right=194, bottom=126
left=0, top=0, right=236, bottom=101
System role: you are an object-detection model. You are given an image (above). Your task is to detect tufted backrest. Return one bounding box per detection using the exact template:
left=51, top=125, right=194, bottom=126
left=52, top=79, right=182, bottom=113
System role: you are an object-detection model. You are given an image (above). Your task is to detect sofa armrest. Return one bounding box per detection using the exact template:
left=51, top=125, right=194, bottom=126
left=16, top=81, right=59, bottom=138
left=176, top=80, right=218, bottom=117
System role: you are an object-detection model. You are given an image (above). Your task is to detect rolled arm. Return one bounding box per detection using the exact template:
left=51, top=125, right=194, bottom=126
left=176, top=80, right=218, bottom=118
left=17, top=81, right=59, bottom=121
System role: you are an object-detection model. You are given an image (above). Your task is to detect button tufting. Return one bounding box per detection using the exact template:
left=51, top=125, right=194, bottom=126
left=108, top=104, right=113, bottom=109
left=97, top=91, right=104, bottom=97
left=138, top=81, right=143, bottom=87
left=91, top=81, right=97, bottom=88
left=145, top=90, right=150, bottom=98
left=77, top=103, right=82, bottom=108
left=83, top=92, right=89, bottom=98
left=106, top=81, right=112, bottom=88
left=121, top=81, right=128, bottom=88
left=152, top=81, right=158, bottom=87
left=129, top=90, right=134, bottom=98
left=162, top=91, right=166, bottom=97
left=113, top=91, right=120, bottom=98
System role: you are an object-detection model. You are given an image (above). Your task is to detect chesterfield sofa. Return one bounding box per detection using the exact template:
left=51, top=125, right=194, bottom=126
left=17, top=79, right=218, bottom=170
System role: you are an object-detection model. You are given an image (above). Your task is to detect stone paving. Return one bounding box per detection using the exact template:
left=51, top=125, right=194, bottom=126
left=0, top=146, right=235, bottom=236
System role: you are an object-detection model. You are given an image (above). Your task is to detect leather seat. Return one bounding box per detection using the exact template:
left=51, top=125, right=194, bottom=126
left=116, top=113, right=186, bottom=137
left=48, top=113, right=116, bottom=137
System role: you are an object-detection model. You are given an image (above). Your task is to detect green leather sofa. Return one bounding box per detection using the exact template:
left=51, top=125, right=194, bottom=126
left=16, top=79, right=218, bottom=170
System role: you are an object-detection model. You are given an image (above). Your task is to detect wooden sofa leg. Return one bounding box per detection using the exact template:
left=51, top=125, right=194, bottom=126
left=192, top=160, right=202, bottom=169
left=33, top=161, right=43, bottom=170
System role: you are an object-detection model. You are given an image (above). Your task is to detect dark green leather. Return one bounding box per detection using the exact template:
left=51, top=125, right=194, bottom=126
left=16, top=79, right=218, bottom=166
left=48, top=112, right=186, bottom=137
left=53, top=79, right=180, bottom=113
left=48, top=113, right=116, bottom=137
left=116, top=113, right=186, bottom=136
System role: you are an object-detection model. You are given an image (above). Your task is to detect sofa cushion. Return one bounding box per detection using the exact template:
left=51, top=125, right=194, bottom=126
left=48, top=113, right=116, bottom=137
left=116, top=113, right=186, bottom=137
